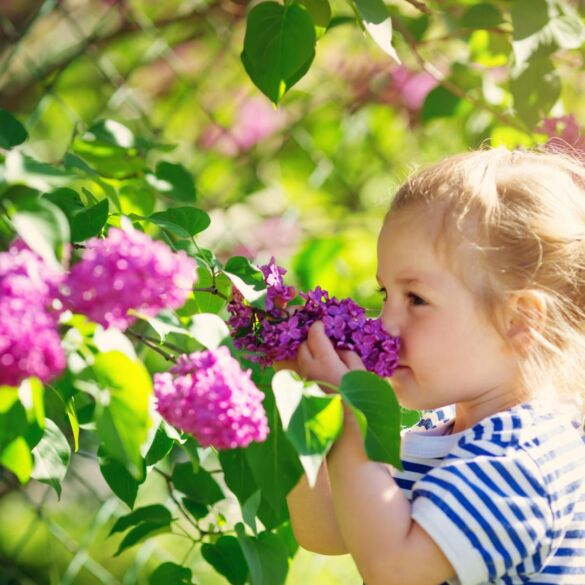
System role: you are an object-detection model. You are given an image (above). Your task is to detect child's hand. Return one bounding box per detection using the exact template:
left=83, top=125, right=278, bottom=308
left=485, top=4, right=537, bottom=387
left=297, top=321, right=365, bottom=390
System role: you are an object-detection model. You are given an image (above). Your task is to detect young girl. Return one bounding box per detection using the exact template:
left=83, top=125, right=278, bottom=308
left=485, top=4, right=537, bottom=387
left=284, top=148, right=585, bottom=585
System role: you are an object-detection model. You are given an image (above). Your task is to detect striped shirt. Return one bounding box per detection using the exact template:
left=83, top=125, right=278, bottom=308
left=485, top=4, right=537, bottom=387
left=393, top=402, right=585, bottom=585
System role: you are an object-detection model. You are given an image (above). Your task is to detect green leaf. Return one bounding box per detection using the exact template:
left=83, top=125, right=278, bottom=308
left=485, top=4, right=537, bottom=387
left=0, top=437, right=33, bottom=483
left=201, top=536, right=248, bottom=585
left=272, top=370, right=343, bottom=486
left=549, top=13, right=585, bottom=50
left=147, top=161, right=197, bottom=203
left=145, top=423, right=175, bottom=466
left=99, top=449, right=145, bottom=508
left=149, top=562, right=194, bottom=585
left=0, top=109, right=28, bottom=149
left=31, top=419, right=71, bottom=498
left=235, top=524, right=290, bottom=585
left=89, top=352, right=153, bottom=479
left=510, top=57, right=560, bottom=128
left=114, top=521, right=171, bottom=556
left=44, top=188, right=108, bottom=242
left=241, top=2, right=316, bottom=104
left=182, top=498, right=208, bottom=520
left=295, top=0, right=331, bottom=29
left=422, top=86, right=463, bottom=121
left=131, top=309, right=187, bottom=344
left=242, top=490, right=261, bottom=535
left=338, top=371, right=402, bottom=469
left=83, top=120, right=136, bottom=149
left=189, top=313, right=230, bottom=350
left=110, top=504, right=172, bottom=535
left=0, top=389, right=28, bottom=451
left=244, top=387, right=303, bottom=530
left=352, top=0, right=400, bottom=62
left=4, top=151, right=72, bottom=191
left=223, top=256, right=267, bottom=309
left=461, top=4, right=503, bottom=29
left=149, top=207, right=211, bottom=238
left=172, top=461, right=224, bottom=506
left=11, top=197, right=69, bottom=270
left=509, top=0, right=584, bottom=66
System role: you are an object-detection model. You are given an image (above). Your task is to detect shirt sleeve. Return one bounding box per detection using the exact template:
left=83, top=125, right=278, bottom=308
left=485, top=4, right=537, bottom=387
left=411, top=450, right=555, bottom=585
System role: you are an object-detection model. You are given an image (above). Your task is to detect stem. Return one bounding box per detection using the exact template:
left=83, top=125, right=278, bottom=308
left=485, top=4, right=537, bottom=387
left=403, top=0, right=432, bottom=14
left=127, top=329, right=184, bottom=354
left=392, top=16, right=528, bottom=133
left=313, top=380, right=340, bottom=393
left=126, top=330, right=177, bottom=362
left=193, top=286, right=229, bottom=301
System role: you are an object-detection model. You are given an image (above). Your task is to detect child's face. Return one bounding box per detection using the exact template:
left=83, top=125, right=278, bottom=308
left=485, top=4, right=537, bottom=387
left=377, top=209, right=518, bottom=412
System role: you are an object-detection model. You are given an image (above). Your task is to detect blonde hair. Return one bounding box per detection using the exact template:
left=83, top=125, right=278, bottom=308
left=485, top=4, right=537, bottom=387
left=388, top=147, right=585, bottom=417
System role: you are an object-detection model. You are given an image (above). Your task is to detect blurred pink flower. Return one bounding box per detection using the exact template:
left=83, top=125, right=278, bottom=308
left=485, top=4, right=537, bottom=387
left=537, top=115, right=585, bottom=158
left=225, top=216, right=302, bottom=262
left=390, top=65, right=438, bottom=111
left=199, top=97, right=287, bottom=156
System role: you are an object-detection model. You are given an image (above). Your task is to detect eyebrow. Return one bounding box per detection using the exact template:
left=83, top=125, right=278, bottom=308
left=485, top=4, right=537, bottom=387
left=376, top=273, right=443, bottom=288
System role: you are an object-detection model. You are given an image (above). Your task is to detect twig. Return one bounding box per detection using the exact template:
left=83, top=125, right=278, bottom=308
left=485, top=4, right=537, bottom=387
left=127, top=330, right=184, bottom=354
left=126, top=330, right=177, bottom=362
left=403, top=0, right=432, bottom=15
left=392, top=15, right=528, bottom=133
left=193, top=286, right=229, bottom=301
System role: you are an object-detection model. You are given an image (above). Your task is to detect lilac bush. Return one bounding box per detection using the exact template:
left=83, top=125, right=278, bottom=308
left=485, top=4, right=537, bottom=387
left=227, top=258, right=400, bottom=377
left=62, top=226, right=197, bottom=330
left=154, top=347, right=269, bottom=449
left=0, top=242, right=65, bottom=386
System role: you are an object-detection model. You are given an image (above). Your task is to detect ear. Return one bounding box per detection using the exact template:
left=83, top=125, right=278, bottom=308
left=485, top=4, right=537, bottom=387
left=504, top=290, right=548, bottom=353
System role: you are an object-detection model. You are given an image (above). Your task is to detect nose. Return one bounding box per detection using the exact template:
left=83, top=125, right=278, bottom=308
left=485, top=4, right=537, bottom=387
left=380, top=302, right=402, bottom=338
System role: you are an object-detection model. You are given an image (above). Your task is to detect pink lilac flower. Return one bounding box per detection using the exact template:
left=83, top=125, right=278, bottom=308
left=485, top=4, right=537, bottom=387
left=199, top=97, right=286, bottom=156
left=0, top=239, right=63, bottom=308
left=537, top=115, right=585, bottom=161
left=227, top=259, right=400, bottom=377
left=154, top=346, right=269, bottom=449
left=62, top=227, right=197, bottom=330
left=0, top=242, right=65, bottom=386
left=390, top=65, right=438, bottom=111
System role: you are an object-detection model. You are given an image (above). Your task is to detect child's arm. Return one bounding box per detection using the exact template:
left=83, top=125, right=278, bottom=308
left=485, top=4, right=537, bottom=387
left=297, top=322, right=456, bottom=585
left=274, top=360, right=348, bottom=555
left=286, top=459, right=349, bottom=555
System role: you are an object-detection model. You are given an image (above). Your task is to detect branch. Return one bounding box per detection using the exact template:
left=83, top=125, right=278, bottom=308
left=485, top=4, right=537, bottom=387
left=403, top=0, right=432, bottom=15
left=126, top=330, right=177, bottom=362
left=392, top=16, right=528, bottom=133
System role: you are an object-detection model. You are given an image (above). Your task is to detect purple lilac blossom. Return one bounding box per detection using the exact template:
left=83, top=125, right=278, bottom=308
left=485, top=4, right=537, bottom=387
left=227, top=258, right=400, bottom=377
left=62, top=227, right=197, bottom=330
left=0, top=242, right=65, bottom=386
left=154, top=346, right=269, bottom=449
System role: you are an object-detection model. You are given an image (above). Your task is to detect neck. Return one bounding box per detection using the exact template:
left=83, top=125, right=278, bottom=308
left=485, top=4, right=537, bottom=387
left=451, top=387, right=530, bottom=433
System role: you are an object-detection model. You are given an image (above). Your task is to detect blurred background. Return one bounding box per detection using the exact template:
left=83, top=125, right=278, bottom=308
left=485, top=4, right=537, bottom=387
left=1, top=0, right=584, bottom=582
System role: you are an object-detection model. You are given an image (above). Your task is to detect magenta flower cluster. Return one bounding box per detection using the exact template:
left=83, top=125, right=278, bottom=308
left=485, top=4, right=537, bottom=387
left=0, top=243, right=66, bottom=386
left=154, top=346, right=269, bottom=449
left=228, top=259, right=400, bottom=377
left=62, top=227, right=197, bottom=330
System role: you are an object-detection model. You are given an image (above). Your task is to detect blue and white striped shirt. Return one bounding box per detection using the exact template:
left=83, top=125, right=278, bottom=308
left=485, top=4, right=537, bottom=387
left=393, top=402, right=585, bottom=585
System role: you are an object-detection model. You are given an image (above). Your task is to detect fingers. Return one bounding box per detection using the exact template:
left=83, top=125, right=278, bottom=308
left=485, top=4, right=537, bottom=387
left=337, top=350, right=366, bottom=371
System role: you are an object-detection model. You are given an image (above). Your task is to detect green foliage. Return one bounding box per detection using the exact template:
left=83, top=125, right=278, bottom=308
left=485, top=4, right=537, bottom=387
left=1, top=0, right=584, bottom=581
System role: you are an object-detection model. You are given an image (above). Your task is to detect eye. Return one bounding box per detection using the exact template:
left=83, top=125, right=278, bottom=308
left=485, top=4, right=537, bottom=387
left=407, top=292, right=427, bottom=307
left=376, top=286, right=387, bottom=301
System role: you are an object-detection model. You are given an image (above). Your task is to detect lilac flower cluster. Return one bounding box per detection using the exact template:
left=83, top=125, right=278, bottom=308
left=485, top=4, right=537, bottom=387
left=227, top=258, right=400, bottom=377
left=154, top=346, right=269, bottom=449
left=62, top=227, right=197, bottom=330
left=0, top=242, right=66, bottom=386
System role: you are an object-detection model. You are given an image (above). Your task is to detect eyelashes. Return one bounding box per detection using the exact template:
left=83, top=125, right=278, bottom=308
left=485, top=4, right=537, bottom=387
left=376, top=286, right=428, bottom=307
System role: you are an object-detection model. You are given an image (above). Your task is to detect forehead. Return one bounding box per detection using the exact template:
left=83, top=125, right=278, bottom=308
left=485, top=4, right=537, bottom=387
left=377, top=207, right=482, bottom=290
